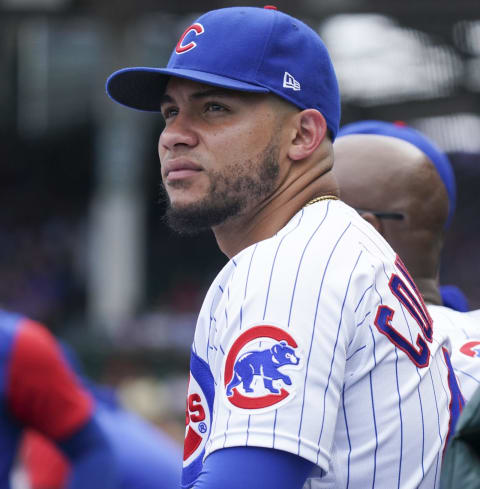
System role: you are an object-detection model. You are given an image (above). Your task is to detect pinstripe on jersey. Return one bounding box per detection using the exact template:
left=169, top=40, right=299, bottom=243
left=183, top=200, right=457, bottom=489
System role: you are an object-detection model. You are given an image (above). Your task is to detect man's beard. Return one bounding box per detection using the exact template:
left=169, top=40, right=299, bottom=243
left=160, top=139, right=280, bottom=236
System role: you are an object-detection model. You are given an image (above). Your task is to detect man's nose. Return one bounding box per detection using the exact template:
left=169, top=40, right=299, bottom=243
left=159, top=114, right=198, bottom=151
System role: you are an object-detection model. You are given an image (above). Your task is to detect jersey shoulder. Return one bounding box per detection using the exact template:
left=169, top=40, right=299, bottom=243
left=428, top=305, right=480, bottom=337
left=238, top=199, right=392, bottom=277
left=467, top=309, right=480, bottom=322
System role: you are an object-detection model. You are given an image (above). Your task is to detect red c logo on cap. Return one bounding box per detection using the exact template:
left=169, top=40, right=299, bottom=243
left=176, top=23, right=205, bottom=54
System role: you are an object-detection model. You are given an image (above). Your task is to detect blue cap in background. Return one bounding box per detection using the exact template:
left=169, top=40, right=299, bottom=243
left=440, top=285, right=470, bottom=312
left=106, top=6, right=341, bottom=139
left=337, top=120, right=456, bottom=228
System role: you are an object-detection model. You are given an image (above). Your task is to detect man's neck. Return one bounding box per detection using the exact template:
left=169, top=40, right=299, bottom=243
left=214, top=172, right=339, bottom=258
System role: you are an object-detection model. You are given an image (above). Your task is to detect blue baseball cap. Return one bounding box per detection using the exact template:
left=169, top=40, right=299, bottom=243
left=337, top=120, right=456, bottom=228
left=106, top=6, right=341, bottom=139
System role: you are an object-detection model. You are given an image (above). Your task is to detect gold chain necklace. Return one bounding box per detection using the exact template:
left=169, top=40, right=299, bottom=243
left=303, top=195, right=339, bottom=208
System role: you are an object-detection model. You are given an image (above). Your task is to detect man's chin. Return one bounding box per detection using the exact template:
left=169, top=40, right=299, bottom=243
left=168, top=198, right=199, bottom=211
left=164, top=199, right=242, bottom=236
left=164, top=207, right=216, bottom=236
left=166, top=184, right=204, bottom=204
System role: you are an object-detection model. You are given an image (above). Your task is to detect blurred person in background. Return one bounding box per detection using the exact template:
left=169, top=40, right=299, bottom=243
left=19, top=342, right=182, bottom=489
left=333, top=120, right=480, bottom=401
left=333, top=122, right=480, bottom=489
left=0, top=309, right=118, bottom=489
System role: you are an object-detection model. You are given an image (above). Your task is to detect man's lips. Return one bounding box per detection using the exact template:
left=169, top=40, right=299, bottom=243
left=164, top=160, right=202, bottom=180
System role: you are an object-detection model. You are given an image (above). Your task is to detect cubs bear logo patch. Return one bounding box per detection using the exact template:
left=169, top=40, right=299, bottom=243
left=223, top=325, right=301, bottom=413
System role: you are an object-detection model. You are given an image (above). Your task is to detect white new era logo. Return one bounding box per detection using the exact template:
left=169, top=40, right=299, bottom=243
left=283, top=72, right=301, bottom=91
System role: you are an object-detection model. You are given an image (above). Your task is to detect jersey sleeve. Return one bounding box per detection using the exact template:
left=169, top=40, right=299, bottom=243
left=194, top=446, right=314, bottom=489
left=6, top=319, right=93, bottom=440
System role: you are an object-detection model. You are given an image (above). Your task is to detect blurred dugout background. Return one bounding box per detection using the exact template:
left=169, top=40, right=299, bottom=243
left=1, top=0, right=480, bottom=437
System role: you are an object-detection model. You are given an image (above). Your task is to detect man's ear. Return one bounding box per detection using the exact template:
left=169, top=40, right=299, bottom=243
left=288, top=109, right=328, bottom=161
left=361, top=212, right=384, bottom=235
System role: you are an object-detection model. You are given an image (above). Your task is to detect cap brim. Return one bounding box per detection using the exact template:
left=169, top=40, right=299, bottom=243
left=106, top=67, right=270, bottom=111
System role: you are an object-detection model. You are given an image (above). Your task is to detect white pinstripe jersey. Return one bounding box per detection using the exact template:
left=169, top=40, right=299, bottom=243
left=182, top=199, right=459, bottom=489
left=467, top=309, right=480, bottom=322
left=428, top=305, right=480, bottom=402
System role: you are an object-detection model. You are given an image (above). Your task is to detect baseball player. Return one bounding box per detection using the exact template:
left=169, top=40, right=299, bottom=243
left=20, top=344, right=182, bottom=489
left=106, top=7, right=462, bottom=489
left=333, top=120, right=480, bottom=402
left=0, top=309, right=118, bottom=489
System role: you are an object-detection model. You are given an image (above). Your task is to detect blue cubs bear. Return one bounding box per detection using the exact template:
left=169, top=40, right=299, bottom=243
left=226, top=340, right=300, bottom=396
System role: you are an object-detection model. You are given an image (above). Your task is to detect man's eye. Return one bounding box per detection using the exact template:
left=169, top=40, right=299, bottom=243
left=162, top=107, right=178, bottom=119
left=205, top=103, right=226, bottom=112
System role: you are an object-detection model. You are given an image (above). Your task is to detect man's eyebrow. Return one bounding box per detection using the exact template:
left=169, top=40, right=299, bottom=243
left=160, top=94, right=173, bottom=107
left=160, top=88, right=242, bottom=107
